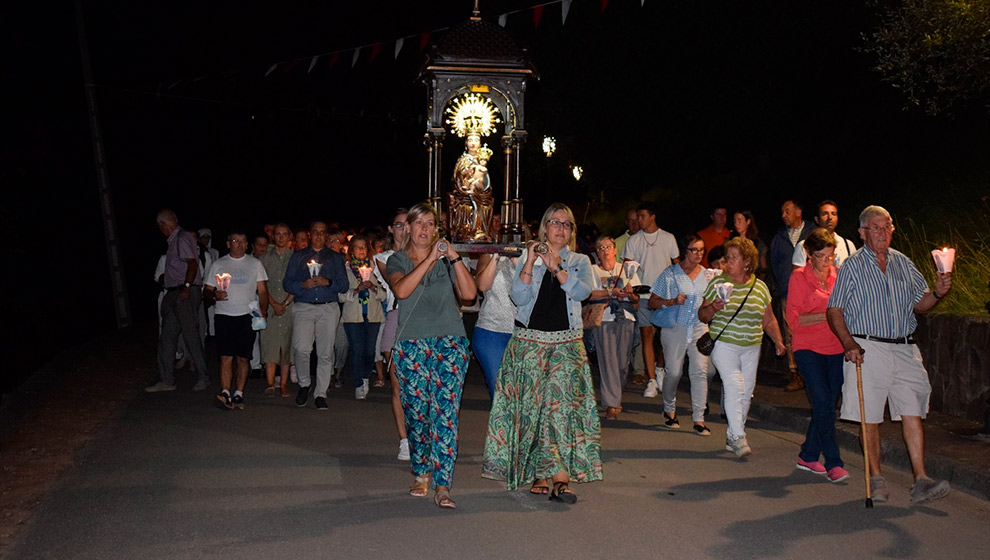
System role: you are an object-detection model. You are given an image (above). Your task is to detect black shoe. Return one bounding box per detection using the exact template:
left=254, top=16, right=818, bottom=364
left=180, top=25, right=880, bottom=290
left=314, top=396, right=328, bottom=410
left=232, top=394, right=244, bottom=410
left=295, top=386, right=310, bottom=407
left=215, top=392, right=233, bottom=410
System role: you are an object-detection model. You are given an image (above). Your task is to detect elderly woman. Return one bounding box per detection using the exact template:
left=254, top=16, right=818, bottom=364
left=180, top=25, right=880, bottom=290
left=649, top=234, right=713, bottom=435
left=482, top=203, right=602, bottom=504
left=699, top=237, right=786, bottom=457
left=340, top=234, right=387, bottom=400
left=588, top=235, right=640, bottom=420
left=386, top=203, right=476, bottom=509
left=787, top=228, right=849, bottom=482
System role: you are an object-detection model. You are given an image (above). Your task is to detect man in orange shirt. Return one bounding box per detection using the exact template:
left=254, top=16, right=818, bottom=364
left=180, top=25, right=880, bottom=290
left=697, top=207, right=731, bottom=267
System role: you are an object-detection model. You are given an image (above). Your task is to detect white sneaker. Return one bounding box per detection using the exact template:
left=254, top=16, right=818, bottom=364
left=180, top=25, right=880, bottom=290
left=290, top=365, right=298, bottom=384
left=397, top=438, right=410, bottom=461
left=355, top=379, right=369, bottom=400
left=655, top=366, right=667, bottom=384
left=643, top=379, right=659, bottom=398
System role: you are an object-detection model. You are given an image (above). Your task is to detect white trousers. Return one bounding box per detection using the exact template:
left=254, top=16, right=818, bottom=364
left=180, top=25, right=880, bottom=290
left=292, top=303, right=340, bottom=398
left=660, top=322, right=713, bottom=422
left=710, top=342, right=760, bottom=440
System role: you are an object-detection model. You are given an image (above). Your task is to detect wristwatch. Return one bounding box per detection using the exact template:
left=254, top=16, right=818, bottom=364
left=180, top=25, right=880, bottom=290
left=183, top=282, right=191, bottom=288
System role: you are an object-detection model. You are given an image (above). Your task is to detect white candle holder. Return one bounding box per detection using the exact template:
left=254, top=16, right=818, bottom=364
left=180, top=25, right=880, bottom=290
left=215, top=273, right=231, bottom=292
left=931, top=247, right=955, bottom=274
left=358, top=265, right=373, bottom=282
left=716, top=282, right=734, bottom=303
left=307, top=259, right=322, bottom=278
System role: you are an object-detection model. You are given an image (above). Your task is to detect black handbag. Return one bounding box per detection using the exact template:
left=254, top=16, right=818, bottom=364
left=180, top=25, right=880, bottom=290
left=697, top=280, right=755, bottom=356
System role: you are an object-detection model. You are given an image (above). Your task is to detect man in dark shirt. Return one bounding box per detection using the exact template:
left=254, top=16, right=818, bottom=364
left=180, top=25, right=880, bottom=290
left=283, top=221, right=348, bottom=410
left=769, top=200, right=814, bottom=391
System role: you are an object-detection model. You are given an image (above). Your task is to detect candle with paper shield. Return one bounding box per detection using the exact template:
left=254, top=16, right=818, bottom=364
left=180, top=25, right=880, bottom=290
left=248, top=301, right=267, bottom=331
left=931, top=247, right=955, bottom=274
left=306, top=259, right=322, bottom=278
left=716, top=282, right=734, bottom=303
left=623, top=260, right=640, bottom=281
left=215, top=272, right=231, bottom=292
left=358, top=265, right=373, bottom=282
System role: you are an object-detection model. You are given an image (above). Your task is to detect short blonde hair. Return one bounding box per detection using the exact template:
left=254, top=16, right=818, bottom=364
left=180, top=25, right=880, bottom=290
left=723, top=236, right=759, bottom=274
left=400, top=202, right=440, bottom=251
left=537, top=203, right=577, bottom=251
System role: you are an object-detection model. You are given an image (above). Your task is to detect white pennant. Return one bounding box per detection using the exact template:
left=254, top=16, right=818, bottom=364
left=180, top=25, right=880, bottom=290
left=562, top=0, right=572, bottom=24
left=308, top=56, right=319, bottom=73
left=641, top=0, right=646, bottom=5
left=351, top=47, right=361, bottom=67
left=394, top=38, right=404, bottom=59
left=265, top=64, right=278, bottom=77
left=498, top=14, right=507, bottom=27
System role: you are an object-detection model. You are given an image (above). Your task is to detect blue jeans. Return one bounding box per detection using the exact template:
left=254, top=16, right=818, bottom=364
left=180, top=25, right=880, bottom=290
left=472, top=327, right=512, bottom=400
left=343, top=318, right=381, bottom=387
left=794, top=350, right=845, bottom=469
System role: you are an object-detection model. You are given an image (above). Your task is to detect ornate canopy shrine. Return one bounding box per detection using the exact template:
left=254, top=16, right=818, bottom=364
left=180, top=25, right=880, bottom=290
left=418, top=9, right=537, bottom=249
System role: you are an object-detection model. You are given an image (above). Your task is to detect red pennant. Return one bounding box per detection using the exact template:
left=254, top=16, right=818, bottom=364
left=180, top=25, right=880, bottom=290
left=601, top=0, right=609, bottom=13
left=328, top=53, right=340, bottom=68
left=283, top=60, right=299, bottom=73
left=532, top=5, right=544, bottom=28
left=369, top=43, right=382, bottom=62
left=419, top=32, right=431, bottom=52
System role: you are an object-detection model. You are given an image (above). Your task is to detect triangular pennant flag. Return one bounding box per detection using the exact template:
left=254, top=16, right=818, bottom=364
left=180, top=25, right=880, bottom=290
left=641, top=0, right=646, bottom=5
left=308, top=56, right=319, bottom=73
left=562, top=0, right=572, bottom=24
left=418, top=32, right=431, bottom=51
left=328, top=52, right=340, bottom=68
left=265, top=64, right=278, bottom=77
left=601, top=0, right=609, bottom=14
left=284, top=60, right=299, bottom=73
left=532, top=5, right=543, bottom=28
left=351, top=47, right=361, bottom=67
left=369, top=43, right=382, bottom=62
left=168, top=80, right=182, bottom=89
left=394, top=37, right=404, bottom=59
left=498, top=14, right=507, bottom=27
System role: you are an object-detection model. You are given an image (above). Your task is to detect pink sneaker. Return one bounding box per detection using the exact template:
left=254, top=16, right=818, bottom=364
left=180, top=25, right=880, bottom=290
left=796, top=458, right=827, bottom=474
left=827, top=466, right=850, bottom=483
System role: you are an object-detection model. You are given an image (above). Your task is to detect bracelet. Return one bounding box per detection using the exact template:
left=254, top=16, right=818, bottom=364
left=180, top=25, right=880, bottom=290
left=933, top=290, right=944, bottom=300
left=520, top=270, right=533, bottom=278
left=451, top=256, right=463, bottom=265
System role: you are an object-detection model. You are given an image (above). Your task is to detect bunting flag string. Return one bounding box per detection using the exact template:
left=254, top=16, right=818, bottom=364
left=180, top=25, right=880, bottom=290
left=161, top=0, right=644, bottom=88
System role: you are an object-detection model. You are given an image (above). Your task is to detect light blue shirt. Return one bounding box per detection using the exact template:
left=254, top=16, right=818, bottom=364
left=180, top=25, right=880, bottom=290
left=511, top=247, right=594, bottom=330
left=828, top=245, right=928, bottom=338
left=650, top=263, right=710, bottom=328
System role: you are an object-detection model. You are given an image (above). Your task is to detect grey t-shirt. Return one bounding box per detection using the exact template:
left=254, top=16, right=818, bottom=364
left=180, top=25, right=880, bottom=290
left=386, top=251, right=466, bottom=342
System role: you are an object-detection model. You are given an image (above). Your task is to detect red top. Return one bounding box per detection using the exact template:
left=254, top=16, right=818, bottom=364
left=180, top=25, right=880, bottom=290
left=786, top=264, right=843, bottom=354
left=697, top=224, right=732, bottom=267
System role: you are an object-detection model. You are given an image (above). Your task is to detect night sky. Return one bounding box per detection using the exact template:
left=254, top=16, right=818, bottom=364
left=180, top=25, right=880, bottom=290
left=4, top=1, right=987, bottom=390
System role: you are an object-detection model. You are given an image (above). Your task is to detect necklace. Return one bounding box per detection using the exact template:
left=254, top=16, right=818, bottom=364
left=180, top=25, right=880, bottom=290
left=644, top=230, right=660, bottom=247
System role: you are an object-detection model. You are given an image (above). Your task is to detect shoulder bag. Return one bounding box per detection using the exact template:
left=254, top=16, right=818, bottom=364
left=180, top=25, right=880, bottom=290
left=696, top=280, right=756, bottom=356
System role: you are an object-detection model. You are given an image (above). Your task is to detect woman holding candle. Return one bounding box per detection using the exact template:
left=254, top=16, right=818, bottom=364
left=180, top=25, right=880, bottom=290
left=482, top=203, right=601, bottom=503
left=340, top=234, right=387, bottom=400
left=698, top=236, right=786, bottom=457
left=386, top=203, right=476, bottom=508
left=786, top=228, right=850, bottom=482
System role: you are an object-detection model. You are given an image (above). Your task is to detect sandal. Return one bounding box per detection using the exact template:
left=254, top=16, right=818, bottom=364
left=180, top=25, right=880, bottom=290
left=549, top=481, right=578, bottom=504
left=263, top=386, right=276, bottom=397
left=604, top=407, right=621, bottom=420
left=530, top=479, right=550, bottom=495
left=434, top=487, right=456, bottom=509
left=663, top=414, right=680, bottom=429
left=372, top=378, right=385, bottom=388
left=409, top=475, right=430, bottom=497
left=693, top=424, right=711, bottom=436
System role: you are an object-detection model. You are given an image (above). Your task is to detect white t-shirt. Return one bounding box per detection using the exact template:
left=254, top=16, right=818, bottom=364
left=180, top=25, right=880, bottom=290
left=620, top=227, right=679, bottom=288
left=592, top=262, right=641, bottom=322
left=374, top=250, right=396, bottom=311
left=206, top=255, right=268, bottom=316
left=792, top=233, right=856, bottom=268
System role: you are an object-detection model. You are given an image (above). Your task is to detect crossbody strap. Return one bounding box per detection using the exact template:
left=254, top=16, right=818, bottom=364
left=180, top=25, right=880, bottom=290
left=712, top=279, right=756, bottom=343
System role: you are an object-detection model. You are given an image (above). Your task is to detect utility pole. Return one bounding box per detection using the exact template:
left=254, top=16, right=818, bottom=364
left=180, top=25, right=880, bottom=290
left=74, top=0, right=131, bottom=328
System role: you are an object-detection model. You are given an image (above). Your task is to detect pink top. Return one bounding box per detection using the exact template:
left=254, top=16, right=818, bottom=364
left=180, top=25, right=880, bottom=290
left=786, top=264, right=843, bottom=354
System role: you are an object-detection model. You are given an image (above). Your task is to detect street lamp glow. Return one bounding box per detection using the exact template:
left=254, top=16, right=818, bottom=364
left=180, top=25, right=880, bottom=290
left=571, top=165, right=583, bottom=181
left=542, top=136, right=556, bottom=157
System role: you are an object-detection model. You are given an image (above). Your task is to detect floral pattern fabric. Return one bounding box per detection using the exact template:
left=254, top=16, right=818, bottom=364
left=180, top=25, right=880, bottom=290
left=482, top=328, right=603, bottom=490
left=394, top=335, right=470, bottom=488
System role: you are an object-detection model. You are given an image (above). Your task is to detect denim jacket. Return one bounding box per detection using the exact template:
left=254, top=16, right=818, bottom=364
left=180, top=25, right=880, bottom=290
left=511, top=247, right=595, bottom=330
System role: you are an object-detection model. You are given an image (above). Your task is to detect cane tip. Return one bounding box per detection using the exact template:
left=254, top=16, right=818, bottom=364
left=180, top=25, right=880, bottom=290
left=865, top=498, right=874, bottom=508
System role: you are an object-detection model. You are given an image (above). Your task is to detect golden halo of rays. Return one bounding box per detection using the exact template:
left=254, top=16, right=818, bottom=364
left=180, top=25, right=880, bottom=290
left=445, top=93, right=502, bottom=137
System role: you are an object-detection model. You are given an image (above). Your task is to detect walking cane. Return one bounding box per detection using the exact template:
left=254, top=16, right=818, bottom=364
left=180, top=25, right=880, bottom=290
left=855, top=361, right=874, bottom=508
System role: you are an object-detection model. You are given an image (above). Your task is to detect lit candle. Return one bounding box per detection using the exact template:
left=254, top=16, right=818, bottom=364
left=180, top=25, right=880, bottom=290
left=931, top=247, right=955, bottom=274
left=623, top=260, right=640, bottom=281
left=716, top=282, right=734, bottom=303
left=215, top=273, right=231, bottom=291
left=307, top=259, right=322, bottom=278
left=358, top=265, right=373, bottom=282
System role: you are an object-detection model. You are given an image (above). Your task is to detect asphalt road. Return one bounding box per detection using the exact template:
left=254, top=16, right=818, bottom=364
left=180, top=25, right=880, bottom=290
left=8, top=372, right=989, bottom=560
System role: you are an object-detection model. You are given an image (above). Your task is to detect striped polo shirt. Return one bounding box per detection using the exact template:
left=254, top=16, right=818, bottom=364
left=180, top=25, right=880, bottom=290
left=703, top=275, right=772, bottom=347
left=827, top=245, right=928, bottom=338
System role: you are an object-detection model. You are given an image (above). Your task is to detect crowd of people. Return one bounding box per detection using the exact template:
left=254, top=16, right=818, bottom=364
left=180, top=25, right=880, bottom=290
left=148, top=197, right=954, bottom=508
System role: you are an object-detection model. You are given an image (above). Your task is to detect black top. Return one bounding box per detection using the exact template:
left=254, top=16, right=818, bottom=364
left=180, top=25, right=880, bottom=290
left=526, top=269, right=569, bottom=332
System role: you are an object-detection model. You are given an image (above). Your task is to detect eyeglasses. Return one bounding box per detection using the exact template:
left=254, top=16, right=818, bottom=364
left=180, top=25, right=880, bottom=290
left=392, top=222, right=407, bottom=229
left=547, top=219, right=574, bottom=230
left=686, top=247, right=705, bottom=253
left=596, top=245, right=615, bottom=251
left=811, top=252, right=835, bottom=261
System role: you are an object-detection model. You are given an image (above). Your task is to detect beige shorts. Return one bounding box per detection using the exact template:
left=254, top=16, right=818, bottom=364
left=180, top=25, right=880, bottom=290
left=839, top=338, right=930, bottom=423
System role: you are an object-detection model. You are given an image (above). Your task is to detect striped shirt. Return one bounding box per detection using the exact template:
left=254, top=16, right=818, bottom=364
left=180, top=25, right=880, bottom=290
left=703, top=275, right=772, bottom=347
left=828, top=245, right=927, bottom=338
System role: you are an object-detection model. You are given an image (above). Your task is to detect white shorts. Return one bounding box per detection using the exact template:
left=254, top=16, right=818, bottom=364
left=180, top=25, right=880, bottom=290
left=839, top=338, right=930, bottom=423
